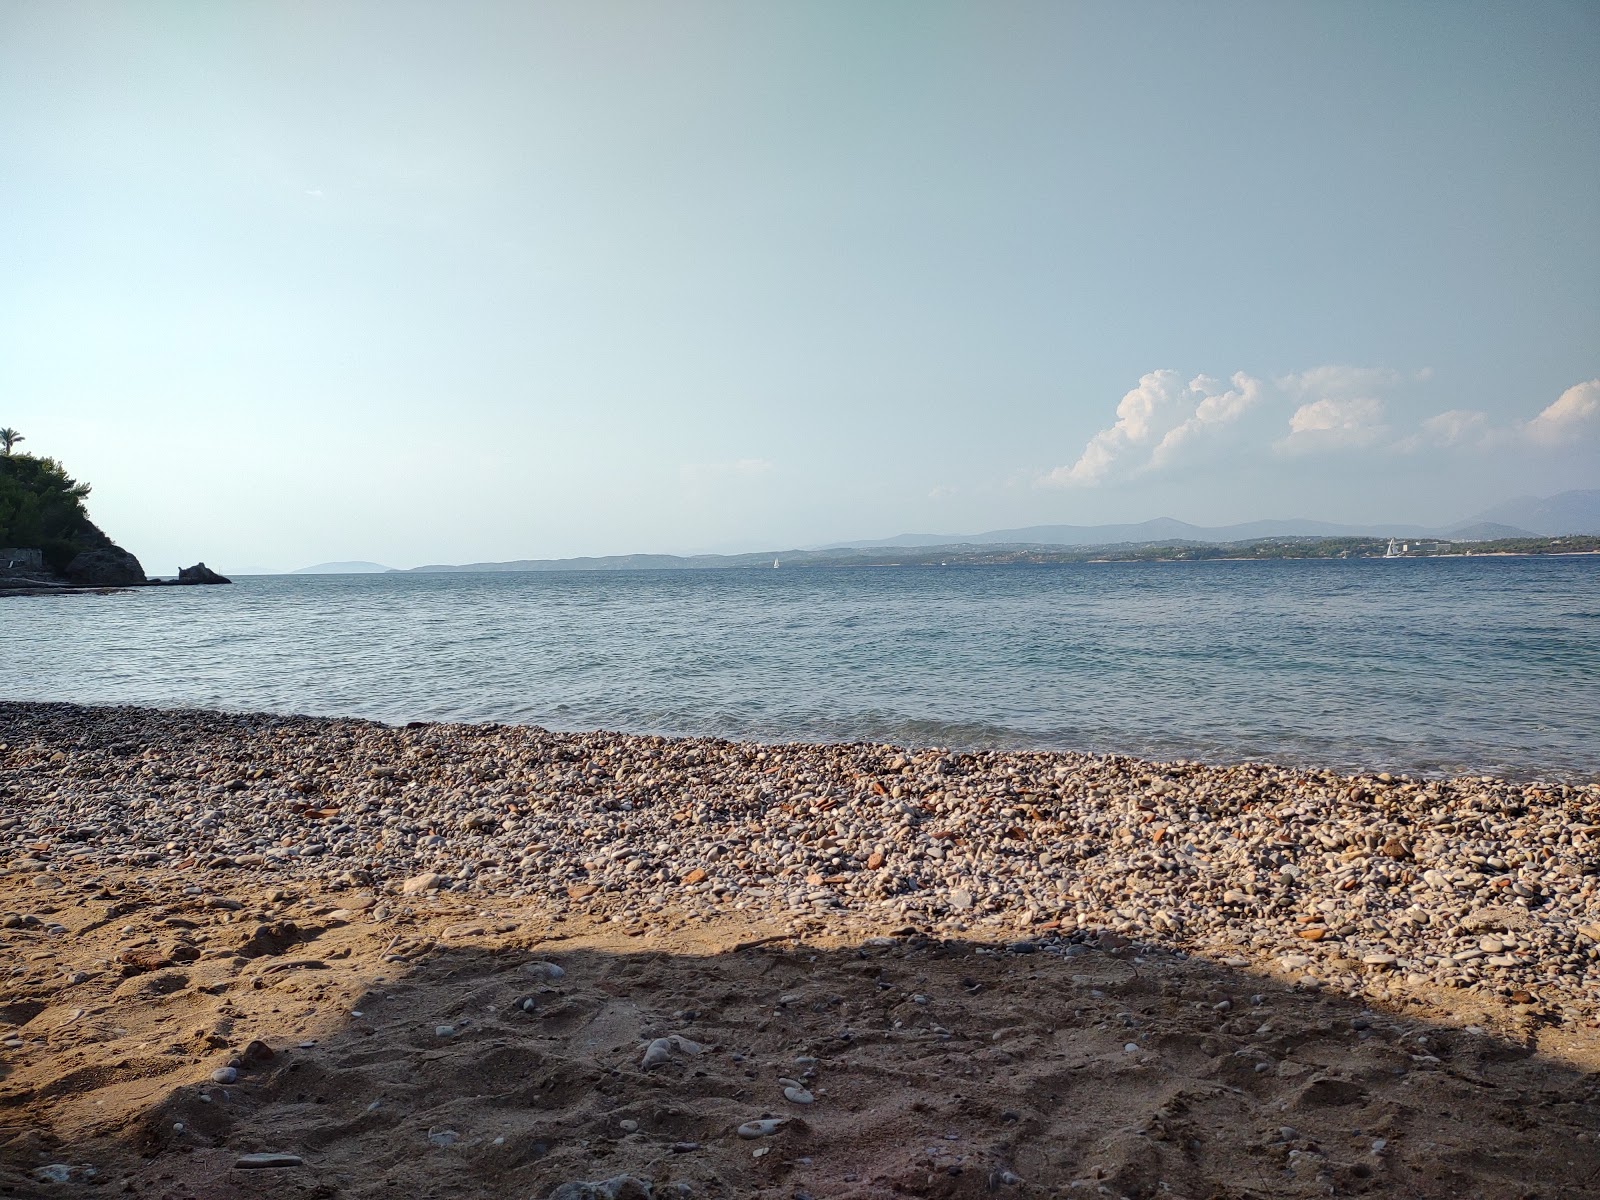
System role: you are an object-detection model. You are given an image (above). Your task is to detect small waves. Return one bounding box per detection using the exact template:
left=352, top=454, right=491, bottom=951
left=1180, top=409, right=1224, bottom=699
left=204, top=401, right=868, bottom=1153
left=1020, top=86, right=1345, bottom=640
left=2, top=558, right=1597, bottom=781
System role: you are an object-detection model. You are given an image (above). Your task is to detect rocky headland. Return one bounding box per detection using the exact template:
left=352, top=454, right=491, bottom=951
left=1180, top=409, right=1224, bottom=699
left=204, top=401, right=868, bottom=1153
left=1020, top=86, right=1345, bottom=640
left=2, top=702, right=1598, bottom=1196
left=0, top=447, right=228, bottom=593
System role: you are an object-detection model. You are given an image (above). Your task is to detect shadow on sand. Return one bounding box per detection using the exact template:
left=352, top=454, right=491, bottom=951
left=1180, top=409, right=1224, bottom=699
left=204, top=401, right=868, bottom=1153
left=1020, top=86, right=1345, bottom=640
left=3, top=910, right=1600, bottom=1200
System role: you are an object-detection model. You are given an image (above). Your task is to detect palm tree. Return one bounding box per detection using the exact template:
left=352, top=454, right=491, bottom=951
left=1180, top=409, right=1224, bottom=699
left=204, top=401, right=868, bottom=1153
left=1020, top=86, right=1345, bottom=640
left=0, top=428, right=21, bottom=455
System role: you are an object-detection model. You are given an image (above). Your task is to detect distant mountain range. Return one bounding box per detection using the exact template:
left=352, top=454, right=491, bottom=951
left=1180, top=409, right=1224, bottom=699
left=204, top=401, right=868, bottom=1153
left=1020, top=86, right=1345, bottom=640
left=815, top=516, right=1530, bottom=550
left=294, top=489, right=1599, bottom=574
left=1470, top=490, right=1600, bottom=536
left=812, top=489, right=1599, bottom=549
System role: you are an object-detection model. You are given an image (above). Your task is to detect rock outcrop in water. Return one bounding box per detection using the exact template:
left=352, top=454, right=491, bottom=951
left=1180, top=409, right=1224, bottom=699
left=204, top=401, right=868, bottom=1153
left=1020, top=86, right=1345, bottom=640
left=177, top=561, right=230, bottom=585
left=0, top=446, right=222, bottom=592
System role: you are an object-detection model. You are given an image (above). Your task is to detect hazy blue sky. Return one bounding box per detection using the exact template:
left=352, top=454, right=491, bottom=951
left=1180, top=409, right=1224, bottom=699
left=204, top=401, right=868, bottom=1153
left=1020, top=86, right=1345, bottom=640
left=3, top=1, right=1596, bottom=572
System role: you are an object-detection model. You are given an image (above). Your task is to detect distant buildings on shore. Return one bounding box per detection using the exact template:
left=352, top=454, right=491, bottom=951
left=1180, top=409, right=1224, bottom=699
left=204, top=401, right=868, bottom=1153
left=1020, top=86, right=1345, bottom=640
left=1384, top=537, right=1454, bottom=557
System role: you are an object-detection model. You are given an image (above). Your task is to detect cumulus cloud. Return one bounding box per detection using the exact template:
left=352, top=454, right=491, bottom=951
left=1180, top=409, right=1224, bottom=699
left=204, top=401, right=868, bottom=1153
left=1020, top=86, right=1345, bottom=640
left=1522, top=379, right=1600, bottom=446
left=1397, top=380, right=1599, bottom=452
left=1422, top=409, right=1490, bottom=444
left=1150, top=373, right=1263, bottom=467
left=1405, top=408, right=1492, bottom=450
left=1042, top=367, right=1598, bottom=486
left=1043, top=370, right=1262, bottom=487
left=1277, top=365, right=1402, bottom=398
left=1277, top=395, right=1388, bottom=453
left=1272, top=365, right=1397, bottom=454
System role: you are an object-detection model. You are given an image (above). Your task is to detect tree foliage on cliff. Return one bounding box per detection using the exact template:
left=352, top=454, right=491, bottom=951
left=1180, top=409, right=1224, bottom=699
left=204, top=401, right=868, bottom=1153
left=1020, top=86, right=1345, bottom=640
left=0, top=453, right=100, bottom=570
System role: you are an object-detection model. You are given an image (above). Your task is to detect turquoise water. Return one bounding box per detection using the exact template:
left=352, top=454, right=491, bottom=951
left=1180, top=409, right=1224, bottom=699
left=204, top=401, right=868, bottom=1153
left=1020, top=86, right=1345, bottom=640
left=3, top=557, right=1597, bottom=779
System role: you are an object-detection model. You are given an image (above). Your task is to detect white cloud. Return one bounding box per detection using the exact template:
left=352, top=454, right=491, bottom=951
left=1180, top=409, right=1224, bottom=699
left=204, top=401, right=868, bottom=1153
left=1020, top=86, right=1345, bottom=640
left=1043, top=367, right=1598, bottom=485
left=1277, top=365, right=1402, bottom=398
left=1399, top=379, right=1598, bottom=452
left=1271, top=364, right=1400, bottom=454
left=1150, top=372, right=1263, bottom=467
left=1043, top=370, right=1262, bottom=487
left=1415, top=408, right=1491, bottom=448
left=1278, top=396, right=1388, bottom=453
left=679, top=457, right=774, bottom=485
left=1522, top=378, right=1600, bottom=446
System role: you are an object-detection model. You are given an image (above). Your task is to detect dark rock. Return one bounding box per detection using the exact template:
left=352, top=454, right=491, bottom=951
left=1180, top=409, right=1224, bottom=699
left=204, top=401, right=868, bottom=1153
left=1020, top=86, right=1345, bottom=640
left=238, top=921, right=302, bottom=958
left=549, top=1177, right=655, bottom=1200
left=240, top=1039, right=276, bottom=1067
left=178, top=561, right=230, bottom=585
left=63, top=546, right=146, bottom=587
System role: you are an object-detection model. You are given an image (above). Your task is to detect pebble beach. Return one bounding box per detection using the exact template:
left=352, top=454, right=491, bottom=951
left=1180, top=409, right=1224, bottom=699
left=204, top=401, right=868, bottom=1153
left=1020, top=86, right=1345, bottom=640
left=4, top=700, right=1600, bottom=1198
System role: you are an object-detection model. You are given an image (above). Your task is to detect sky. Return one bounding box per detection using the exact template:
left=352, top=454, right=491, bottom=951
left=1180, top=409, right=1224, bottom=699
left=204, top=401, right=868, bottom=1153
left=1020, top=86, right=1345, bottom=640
left=1, top=1, right=1596, bottom=573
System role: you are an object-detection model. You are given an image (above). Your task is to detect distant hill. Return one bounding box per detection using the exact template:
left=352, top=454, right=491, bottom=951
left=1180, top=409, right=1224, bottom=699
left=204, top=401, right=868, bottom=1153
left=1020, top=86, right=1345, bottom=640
left=816, top=513, right=1543, bottom=549
left=1440, top=521, right=1536, bottom=541
left=397, top=489, right=1592, bottom=574
left=1466, top=490, right=1600, bottom=536
left=293, top=561, right=395, bottom=574
left=403, top=532, right=1599, bottom=574
left=819, top=517, right=1420, bottom=549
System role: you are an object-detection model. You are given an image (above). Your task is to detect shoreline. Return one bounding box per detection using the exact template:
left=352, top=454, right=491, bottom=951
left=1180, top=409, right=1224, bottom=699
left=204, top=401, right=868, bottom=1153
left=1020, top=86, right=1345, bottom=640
left=5, top=700, right=1598, bottom=1018
left=6, top=546, right=1597, bottom=594
left=6, top=701, right=1600, bottom=1196
left=6, top=697, right=1596, bottom=787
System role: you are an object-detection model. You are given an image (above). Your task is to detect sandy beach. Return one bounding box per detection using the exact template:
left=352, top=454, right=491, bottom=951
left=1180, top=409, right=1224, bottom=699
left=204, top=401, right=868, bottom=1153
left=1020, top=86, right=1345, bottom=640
left=3, top=702, right=1599, bottom=1198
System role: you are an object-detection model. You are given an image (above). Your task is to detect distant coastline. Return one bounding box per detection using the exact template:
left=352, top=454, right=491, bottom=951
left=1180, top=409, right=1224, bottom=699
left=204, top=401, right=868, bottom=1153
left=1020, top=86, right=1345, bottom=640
left=365, top=533, right=1599, bottom=575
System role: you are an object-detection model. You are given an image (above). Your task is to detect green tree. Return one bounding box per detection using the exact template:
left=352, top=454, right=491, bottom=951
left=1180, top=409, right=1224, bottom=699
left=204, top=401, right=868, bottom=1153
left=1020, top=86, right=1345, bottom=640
left=0, top=453, right=95, bottom=569
left=0, top=428, right=22, bottom=454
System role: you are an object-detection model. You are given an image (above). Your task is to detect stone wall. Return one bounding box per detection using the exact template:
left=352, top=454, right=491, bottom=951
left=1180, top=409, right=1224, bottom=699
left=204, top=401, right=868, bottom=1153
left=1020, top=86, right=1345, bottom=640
left=0, top=548, right=46, bottom=577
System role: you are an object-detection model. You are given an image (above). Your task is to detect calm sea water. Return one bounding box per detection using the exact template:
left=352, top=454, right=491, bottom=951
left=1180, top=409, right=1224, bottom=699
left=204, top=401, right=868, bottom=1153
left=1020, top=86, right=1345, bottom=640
left=3, top=558, right=1597, bottom=779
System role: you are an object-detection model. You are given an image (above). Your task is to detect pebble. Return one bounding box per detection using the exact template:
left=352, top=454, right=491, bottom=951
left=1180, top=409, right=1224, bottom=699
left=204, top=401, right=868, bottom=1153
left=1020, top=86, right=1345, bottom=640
left=641, top=1034, right=703, bottom=1069
left=523, top=961, right=565, bottom=981
left=783, top=1085, right=815, bottom=1104
left=549, top=1178, right=656, bottom=1200
left=210, top=1066, right=238, bottom=1084
left=5, top=702, right=1598, bottom=1019
left=738, top=1118, right=789, bottom=1138
left=401, top=872, right=446, bottom=896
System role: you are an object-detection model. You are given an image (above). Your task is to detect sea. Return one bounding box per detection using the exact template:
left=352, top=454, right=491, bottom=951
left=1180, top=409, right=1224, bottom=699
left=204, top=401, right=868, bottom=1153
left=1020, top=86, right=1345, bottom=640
left=3, top=556, right=1597, bottom=781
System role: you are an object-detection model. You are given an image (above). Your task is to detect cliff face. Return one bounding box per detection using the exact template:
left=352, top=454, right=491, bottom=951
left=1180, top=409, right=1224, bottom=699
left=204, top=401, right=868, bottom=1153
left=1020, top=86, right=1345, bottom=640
left=0, top=453, right=147, bottom=586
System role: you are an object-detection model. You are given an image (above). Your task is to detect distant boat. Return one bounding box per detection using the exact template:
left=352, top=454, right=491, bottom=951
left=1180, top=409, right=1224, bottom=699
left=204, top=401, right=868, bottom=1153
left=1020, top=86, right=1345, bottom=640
left=773, top=558, right=780, bottom=568
left=1384, top=538, right=1401, bottom=558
